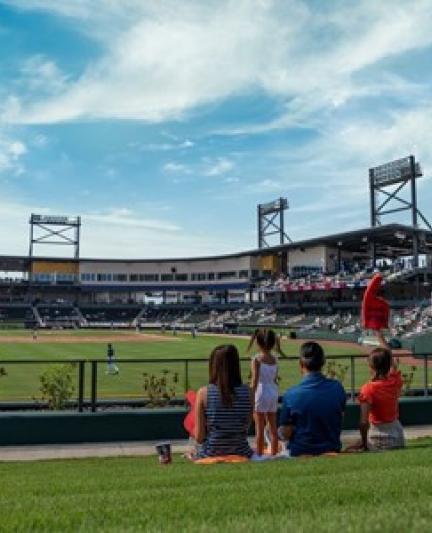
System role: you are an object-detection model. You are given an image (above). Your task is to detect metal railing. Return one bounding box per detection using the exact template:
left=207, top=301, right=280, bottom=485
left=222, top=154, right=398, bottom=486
left=0, top=354, right=430, bottom=412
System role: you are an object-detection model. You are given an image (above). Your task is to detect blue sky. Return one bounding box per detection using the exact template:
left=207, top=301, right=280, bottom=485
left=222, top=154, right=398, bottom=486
left=0, top=0, right=432, bottom=258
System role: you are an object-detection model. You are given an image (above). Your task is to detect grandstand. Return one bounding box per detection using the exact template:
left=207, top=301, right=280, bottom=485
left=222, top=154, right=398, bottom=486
left=0, top=154, right=431, bottom=343
left=1, top=222, right=432, bottom=336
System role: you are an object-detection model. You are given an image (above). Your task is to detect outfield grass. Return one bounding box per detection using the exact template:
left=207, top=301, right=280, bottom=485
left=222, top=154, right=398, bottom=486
left=0, top=330, right=425, bottom=401
left=0, top=439, right=431, bottom=532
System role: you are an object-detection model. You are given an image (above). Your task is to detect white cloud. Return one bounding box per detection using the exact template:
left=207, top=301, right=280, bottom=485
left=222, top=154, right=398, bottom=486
left=85, top=208, right=180, bottom=232
left=0, top=134, right=27, bottom=173
left=247, top=178, right=286, bottom=193
left=0, top=198, right=248, bottom=257
left=204, top=157, right=234, bottom=176
left=162, top=161, right=191, bottom=174
left=19, top=55, right=69, bottom=94
left=133, top=139, right=195, bottom=152
left=32, top=133, right=49, bottom=148
left=3, top=0, right=432, bottom=126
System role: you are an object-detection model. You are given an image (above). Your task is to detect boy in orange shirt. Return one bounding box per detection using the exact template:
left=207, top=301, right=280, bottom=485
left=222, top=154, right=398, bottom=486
left=350, top=332, right=405, bottom=451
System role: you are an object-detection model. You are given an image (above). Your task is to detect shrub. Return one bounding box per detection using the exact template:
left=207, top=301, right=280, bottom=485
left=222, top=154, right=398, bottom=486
left=38, top=364, right=75, bottom=410
left=143, top=369, right=178, bottom=407
left=401, top=365, right=417, bottom=395
left=325, top=361, right=349, bottom=383
left=0, top=367, right=6, bottom=378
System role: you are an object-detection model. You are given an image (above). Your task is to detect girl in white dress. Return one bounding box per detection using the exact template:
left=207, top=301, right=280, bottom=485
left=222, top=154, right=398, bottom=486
left=248, top=329, right=285, bottom=456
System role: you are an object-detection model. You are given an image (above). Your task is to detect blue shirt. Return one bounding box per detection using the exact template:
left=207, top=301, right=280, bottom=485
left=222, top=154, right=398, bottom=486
left=280, top=373, right=346, bottom=457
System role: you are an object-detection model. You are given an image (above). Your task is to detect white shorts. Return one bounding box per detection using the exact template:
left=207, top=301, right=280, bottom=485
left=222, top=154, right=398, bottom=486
left=255, top=385, right=278, bottom=413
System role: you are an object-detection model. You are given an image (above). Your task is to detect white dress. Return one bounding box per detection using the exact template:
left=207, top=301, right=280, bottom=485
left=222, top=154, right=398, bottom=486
left=254, top=357, right=278, bottom=413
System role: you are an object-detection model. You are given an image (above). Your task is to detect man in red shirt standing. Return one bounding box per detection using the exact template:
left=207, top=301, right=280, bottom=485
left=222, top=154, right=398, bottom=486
left=350, top=332, right=405, bottom=451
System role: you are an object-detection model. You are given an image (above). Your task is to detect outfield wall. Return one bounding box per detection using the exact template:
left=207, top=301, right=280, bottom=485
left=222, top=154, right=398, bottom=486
left=1, top=398, right=431, bottom=446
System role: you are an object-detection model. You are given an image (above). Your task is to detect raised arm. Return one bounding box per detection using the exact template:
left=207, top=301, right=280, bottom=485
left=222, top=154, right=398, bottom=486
left=376, top=330, right=390, bottom=350
left=376, top=331, right=399, bottom=370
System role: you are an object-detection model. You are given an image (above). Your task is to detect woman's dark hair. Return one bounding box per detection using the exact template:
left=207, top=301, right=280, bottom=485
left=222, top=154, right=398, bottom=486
left=209, top=344, right=242, bottom=407
left=246, top=328, right=286, bottom=357
left=369, top=347, right=392, bottom=379
left=300, top=342, right=325, bottom=372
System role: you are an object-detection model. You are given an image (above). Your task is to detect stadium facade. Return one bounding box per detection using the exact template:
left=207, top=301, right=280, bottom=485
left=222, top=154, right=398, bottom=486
left=1, top=155, right=431, bottom=327
left=1, top=223, right=431, bottom=307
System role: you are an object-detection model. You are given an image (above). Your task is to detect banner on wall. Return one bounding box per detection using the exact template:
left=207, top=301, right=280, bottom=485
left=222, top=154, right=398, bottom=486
left=267, top=279, right=369, bottom=293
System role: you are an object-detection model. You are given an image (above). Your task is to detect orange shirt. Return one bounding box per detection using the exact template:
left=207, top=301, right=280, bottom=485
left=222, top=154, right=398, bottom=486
left=358, top=370, right=403, bottom=425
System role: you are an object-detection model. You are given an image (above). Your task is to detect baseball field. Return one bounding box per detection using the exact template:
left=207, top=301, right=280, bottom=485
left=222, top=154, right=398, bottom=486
left=0, top=329, right=425, bottom=402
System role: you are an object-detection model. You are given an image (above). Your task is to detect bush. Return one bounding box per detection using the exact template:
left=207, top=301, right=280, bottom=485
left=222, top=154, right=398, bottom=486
left=38, top=364, right=75, bottom=410
left=401, top=365, right=417, bottom=395
left=143, top=369, right=178, bottom=407
left=325, top=360, right=349, bottom=383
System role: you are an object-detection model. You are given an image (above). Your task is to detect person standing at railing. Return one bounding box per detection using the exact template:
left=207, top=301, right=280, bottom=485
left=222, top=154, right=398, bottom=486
left=348, top=332, right=405, bottom=452
left=248, top=329, right=283, bottom=456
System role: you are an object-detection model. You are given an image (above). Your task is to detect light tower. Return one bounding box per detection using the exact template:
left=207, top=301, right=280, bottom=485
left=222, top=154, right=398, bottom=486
left=257, top=197, right=292, bottom=248
left=369, top=155, right=431, bottom=267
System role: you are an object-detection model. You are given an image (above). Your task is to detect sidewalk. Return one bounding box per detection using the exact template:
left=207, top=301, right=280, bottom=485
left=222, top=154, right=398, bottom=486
left=0, top=426, right=431, bottom=462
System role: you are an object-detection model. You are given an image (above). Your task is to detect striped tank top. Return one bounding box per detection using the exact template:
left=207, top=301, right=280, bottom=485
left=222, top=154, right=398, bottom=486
left=197, top=383, right=253, bottom=458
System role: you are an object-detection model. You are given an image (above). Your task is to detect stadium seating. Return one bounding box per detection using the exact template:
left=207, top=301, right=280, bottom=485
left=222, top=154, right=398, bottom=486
left=36, top=305, right=82, bottom=328
left=0, top=304, right=36, bottom=327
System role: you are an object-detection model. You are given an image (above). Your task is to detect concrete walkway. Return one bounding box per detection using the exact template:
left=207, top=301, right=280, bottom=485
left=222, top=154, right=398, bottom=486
left=0, top=426, right=431, bottom=462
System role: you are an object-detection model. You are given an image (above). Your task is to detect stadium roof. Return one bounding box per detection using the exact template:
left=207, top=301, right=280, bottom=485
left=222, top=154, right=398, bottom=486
left=257, top=223, right=432, bottom=258
left=0, top=224, right=431, bottom=270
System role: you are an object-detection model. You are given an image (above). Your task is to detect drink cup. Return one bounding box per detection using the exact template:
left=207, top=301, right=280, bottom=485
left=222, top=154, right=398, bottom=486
left=155, top=442, right=172, bottom=464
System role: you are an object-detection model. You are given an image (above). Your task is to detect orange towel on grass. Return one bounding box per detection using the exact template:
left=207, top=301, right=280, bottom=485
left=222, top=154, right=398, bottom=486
left=194, top=452, right=342, bottom=464
left=194, top=455, right=249, bottom=464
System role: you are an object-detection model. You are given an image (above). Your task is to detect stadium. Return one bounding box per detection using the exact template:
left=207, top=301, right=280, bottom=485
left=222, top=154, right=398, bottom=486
left=0, top=154, right=431, bottom=407
left=0, top=153, right=431, bottom=529
left=0, top=156, right=431, bottom=530
left=2, top=2, right=432, bottom=531
left=1, top=156, right=432, bottom=342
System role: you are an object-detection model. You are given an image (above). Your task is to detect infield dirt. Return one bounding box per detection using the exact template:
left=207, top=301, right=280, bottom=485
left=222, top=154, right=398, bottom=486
left=0, top=333, right=179, bottom=344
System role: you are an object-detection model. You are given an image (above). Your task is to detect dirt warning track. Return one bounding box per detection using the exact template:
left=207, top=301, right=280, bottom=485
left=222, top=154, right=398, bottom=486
left=0, top=333, right=180, bottom=344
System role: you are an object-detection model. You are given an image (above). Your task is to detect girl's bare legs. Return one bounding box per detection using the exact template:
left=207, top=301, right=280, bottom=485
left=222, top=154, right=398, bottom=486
left=254, top=412, right=266, bottom=456
left=266, top=412, right=279, bottom=455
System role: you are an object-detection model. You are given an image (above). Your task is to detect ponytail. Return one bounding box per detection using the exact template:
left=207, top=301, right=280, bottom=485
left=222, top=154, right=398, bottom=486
left=248, top=328, right=285, bottom=356
left=246, top=328, right=259, bottom=354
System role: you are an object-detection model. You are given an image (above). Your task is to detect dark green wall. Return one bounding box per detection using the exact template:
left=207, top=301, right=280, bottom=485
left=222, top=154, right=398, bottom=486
left=1, top=398, right=431, bottom=446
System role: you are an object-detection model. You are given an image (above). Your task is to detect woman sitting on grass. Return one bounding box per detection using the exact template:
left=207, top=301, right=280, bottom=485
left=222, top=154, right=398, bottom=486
left=192, top=344, right=253, bottom=459
left=350, top=331, right=405, bottom=452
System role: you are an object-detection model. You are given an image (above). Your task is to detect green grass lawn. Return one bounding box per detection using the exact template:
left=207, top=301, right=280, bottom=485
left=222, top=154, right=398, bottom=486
left=0, top=439, right=431, bottom=532
left=0, top=330, right=426, bottom=401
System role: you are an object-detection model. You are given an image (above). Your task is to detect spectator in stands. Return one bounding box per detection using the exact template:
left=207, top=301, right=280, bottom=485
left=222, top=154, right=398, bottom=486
left=193, top=345, right=253, bottom=459
left=348, top=332, right=405, bottom=452
left=278, top=342, right=346, bottom=457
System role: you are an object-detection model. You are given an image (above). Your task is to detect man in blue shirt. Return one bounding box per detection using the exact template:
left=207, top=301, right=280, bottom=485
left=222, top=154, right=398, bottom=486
left=279, top=342, right=346, bottom=457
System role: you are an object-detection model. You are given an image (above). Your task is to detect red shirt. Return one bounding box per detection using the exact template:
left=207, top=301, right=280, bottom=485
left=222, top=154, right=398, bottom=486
left=358, top=370, right=403, bottom=425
